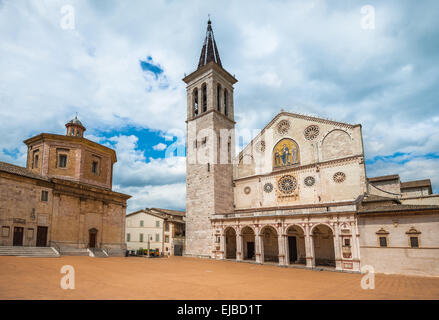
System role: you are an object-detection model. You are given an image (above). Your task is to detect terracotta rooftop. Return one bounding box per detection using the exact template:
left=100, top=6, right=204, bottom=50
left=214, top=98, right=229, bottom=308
left=358, top=204, right=439, bottom=214
left=401, top=179, right=431, bottom=189
left=0, top=161, right=49, bottom=182
left=127, top=208, right=185, bottom=220
left=362, top=194, right=401, bottom=204
left=368, top=175, right=400, bottom=182
left=151, top=208, right=185, bottom=217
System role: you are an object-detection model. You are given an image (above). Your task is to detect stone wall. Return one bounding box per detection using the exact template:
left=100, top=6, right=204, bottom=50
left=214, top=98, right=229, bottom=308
left=25, top=134, right=114, bottom=190
left=358, top=213, right=439, bottom=276
left=0, top=172, right=53, bottom=246
left=0, top=171, right=129, bottom=255
left=234, top=157, right=365, bottom=210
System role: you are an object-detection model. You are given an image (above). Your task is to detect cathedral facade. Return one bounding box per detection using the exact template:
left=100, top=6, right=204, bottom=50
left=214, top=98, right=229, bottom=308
left=183, top=20, right=439, bottom=277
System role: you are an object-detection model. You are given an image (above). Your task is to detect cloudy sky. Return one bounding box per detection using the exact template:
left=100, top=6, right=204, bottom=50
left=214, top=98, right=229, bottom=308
left=1, top=0, right=438, bottom=212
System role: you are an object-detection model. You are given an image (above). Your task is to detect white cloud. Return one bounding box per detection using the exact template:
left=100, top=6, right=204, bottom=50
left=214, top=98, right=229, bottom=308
left=115, top=183, right=186, bottom=213
left=99, top=134, right=185, bottom=210
left=367, top=157, right=439, bottom=193
left=152, top=143, right=167, bottom=151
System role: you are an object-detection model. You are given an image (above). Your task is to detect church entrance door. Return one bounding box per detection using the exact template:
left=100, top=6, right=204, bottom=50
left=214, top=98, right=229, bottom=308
left=288, top=236, right=297, bottom=263
left=88, top=228, right=98, bottom=248
left=247, top=242, right=254, bottom=259
left=13, top=227, right=24, bottom=246
left=36, top=226, right=48, bottom=247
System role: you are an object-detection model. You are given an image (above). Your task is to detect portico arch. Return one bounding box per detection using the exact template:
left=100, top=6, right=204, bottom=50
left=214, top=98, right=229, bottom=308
left=225, top=227, right=237, bottom=259
left=261, top=225, right=279, bottom=263
left=241, top=226, right=256, bottom=260
left=286, top=225, right=306, bottom=265
left=312, top=224, right=335, bottom=267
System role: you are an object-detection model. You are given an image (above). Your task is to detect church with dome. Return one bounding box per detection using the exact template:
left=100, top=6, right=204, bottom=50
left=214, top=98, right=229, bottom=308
left=183, top=20, right=439, bottom=276
left=0, top=116, right=130, bottom=256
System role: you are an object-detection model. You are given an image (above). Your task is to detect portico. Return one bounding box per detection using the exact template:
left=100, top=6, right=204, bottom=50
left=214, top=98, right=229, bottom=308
left=213, top=208, right=359, bottom=272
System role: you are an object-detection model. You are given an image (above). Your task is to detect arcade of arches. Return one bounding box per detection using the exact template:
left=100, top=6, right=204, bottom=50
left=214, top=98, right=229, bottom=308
left=218, top=220, right=355, bottom=270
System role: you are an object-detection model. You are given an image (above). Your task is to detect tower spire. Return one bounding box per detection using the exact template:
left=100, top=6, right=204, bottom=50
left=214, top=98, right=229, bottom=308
left=197, top=18, right=222, bottom=69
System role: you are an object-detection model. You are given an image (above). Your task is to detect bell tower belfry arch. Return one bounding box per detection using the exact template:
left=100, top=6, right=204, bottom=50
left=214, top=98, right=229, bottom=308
left=183, top=19, right=237, bottom=257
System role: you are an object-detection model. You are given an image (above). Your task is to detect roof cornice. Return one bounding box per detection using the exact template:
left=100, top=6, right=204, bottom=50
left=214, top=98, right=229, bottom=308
left=24, top=133, right=117, bottom=163
left=182, top=61, right=237, bottom=85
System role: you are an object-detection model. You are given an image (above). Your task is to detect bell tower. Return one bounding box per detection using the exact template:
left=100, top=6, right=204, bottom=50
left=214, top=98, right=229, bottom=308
left=183, top=19, right=237, bottom=258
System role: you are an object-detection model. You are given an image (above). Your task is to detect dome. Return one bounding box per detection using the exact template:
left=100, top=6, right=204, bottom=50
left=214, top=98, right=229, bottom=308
left=68, top=116, right=84, bottom=127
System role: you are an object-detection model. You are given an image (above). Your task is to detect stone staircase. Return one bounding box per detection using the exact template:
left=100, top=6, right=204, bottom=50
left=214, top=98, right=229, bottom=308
left=89, top=248, right=108, bottom=258
left=0, top=246, right=60, bottom=257
left=59, top=247, right=89, bottom=256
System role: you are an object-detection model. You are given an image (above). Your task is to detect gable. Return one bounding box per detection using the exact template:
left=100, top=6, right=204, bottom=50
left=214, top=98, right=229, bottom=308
left=236, top=111, right=363, bottom=179
left=237, top=111, right=359, bottom=162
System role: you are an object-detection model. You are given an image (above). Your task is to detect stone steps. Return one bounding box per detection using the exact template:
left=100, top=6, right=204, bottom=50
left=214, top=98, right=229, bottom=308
left=89, top=248, right=108, bottom=258
left=59, top=248, right=89, bottom=256
left=0, top=246, right=60, bottom=257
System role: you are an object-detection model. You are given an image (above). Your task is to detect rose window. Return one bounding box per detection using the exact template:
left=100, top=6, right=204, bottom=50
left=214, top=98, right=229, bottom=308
left=278, top=175, right=297, bottom=194
left=263, top=183, right=273, bottom=193
left=304, top=125, right=320, bottom=140
left=304, top=176, right=315, bottom=187
left=277, top=120, right=291, bottom=135
left=333, top=172, right=346, bottom=183
left=255, top=140, right=266, bottom=153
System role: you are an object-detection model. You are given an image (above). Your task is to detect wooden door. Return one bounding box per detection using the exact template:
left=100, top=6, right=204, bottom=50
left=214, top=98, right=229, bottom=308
left=36, top=226, right=48, bottom=247
left=89, top=229, right=97, bottom=248
left=13, top=227, right=24, bottom=246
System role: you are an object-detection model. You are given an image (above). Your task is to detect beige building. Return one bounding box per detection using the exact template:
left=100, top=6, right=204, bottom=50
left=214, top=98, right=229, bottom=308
left=0, top=117, right=131, bottom=256
left=126, top=208, right=185, bottom=256
left=183, top=20, right=439, bottom=276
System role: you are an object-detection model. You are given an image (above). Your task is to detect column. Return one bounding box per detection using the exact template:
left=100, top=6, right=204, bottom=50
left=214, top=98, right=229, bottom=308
left=278, top=234, right=286, bottom=266
left=255, top=232, right=263, bottom=264
left=304, top=224, right=315, bottom=268
left=284, top=234, right=290, bottom=265
left=220, top=233, right=226, bottom=260
left=351, top=221, right=360, bottom=272
left=333, top=223, right=342, bottom=270
left=236, top=232, right=243, bottom=261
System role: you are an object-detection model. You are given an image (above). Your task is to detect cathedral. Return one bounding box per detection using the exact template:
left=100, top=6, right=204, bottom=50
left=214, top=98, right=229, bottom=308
left=183, top=20, right=439, bottom=276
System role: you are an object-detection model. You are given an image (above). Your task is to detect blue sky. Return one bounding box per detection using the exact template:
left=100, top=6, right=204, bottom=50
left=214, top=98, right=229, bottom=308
left=1, top=0, right=439, bottom=211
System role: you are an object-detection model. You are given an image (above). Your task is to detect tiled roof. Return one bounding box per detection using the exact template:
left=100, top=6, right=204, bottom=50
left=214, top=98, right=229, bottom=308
left=401, top=179, right=431, bottom=189
left=358, top=204, right=439, bottom=214
left=151, top=208, right=185, bottom=217
left=126, top=208, right=185, bottom=219
left=362, top=194, right=401, bottom=204
left=0, top=161, right=49, bottom=181
left=368, top=175, right=400, bottom=182
left=197, top=19, right=222, bottom=70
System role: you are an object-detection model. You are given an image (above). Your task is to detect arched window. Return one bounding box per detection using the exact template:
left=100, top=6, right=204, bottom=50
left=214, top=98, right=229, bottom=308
left=202, top=83, right=207, bottom=112
left=224, top=89, right=228, bottom=116
left=217, top=84, right=221, bottom=112
left=193, top=88, right=199, bottom=116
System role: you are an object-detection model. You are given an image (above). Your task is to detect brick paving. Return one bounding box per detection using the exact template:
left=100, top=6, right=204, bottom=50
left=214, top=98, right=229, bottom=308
left=0, top=256, right=438, bottom=300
